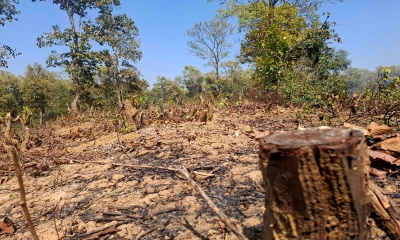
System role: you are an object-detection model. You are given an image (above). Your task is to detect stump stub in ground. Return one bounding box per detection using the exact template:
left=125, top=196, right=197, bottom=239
left=258, top=127, right=370, bottom=240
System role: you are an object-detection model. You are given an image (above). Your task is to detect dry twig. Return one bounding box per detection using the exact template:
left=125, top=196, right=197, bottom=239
left=76, top=220, right=132, bottom=239
left=53, top=197, right=63, bottom=240
left=8, top=146, right=39, bottom=240
left=178, top=166, right=248, bottom=240
left=135, top=218, right=171, bottom=240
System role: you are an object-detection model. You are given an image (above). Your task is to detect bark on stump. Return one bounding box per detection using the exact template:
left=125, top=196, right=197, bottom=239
left=258, top=127, right=370, bottom=240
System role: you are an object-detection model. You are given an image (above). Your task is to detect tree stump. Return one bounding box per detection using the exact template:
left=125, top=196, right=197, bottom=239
left=258, top=127, right=371, bottom=240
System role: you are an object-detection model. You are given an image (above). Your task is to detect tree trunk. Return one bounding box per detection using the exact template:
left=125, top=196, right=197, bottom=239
left=258, top=127, right=371, bottom=240
left=117, top=84, right=123, bottom=110
left=71, top=89, right=80, bottom=112
left=38, top=108, right=43, bottom=126
left=115, top=51, right=123, bottom=110
left=65, top=5, right=81, bottom=112
left=215, top=60, right=219, bottom=81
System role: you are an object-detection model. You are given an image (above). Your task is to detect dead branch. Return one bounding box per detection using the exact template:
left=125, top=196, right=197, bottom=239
left=178, top=166, right=248, bottom=240
left=112, top=163, right=179, bottom=172
left=83, top=224, right=118, bottom=240
left=76, top=220, right=132, bottom=239
left=368, top=179, right=400, bottom=239
left=20, top=110, right=32, bottom=152
left=2, top=113, right=20, bottom=149
left=7, top=146, right=39, bottom=240
left=102, top=211, right=143, bottom=219
left=53, top=197, right=63, bottom=240
left=135, top=218, right=171, bottom=240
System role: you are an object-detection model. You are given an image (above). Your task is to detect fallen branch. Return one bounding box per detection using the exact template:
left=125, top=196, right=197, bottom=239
left=90, top=217, right=136, bottom=222
left=135, top=218, right=171, bottom=240
left=76, top=220, right=132, bottom=239
left=102, top=211, right=143, bottom=219
left=368, top=179, right=400, bottom=239
left=53, top=197, right=63, bottom=240
left=178, top=166, right=248, bottom=240
left=83, top=224, right=118, bottom=240
left=112, top=163, right=178, bottom=172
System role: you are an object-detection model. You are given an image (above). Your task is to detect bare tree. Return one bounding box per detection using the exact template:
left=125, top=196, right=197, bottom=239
left=186, top=19, right=233, bottom=80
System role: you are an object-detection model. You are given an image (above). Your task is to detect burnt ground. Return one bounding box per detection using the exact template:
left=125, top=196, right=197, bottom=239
left=0, top=104, right=395, bottom=239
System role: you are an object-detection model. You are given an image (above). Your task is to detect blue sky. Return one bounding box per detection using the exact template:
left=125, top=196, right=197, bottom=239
left=321, top=0, right=400, bottom=71
left=1, top=0, right=399, bottom=86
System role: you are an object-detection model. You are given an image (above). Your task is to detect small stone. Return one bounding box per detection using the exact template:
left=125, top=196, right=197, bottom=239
left=243, top=125, right=252, bottom=133
left=207, top=229, right=220, bottom=235
left=77, top=223, right=86, bottom=232
left=112, top=174, right=124, bottom=182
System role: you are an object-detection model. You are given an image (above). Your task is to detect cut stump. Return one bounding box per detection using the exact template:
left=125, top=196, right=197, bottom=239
left=258, top=127, right=371, bottom=240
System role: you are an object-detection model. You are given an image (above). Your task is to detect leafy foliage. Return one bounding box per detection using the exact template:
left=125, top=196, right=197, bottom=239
left=342, top=67, right=376, bottom=94
left=149, top=76, right=187, bottom=106
left=20, top=63, right=55, bottom=114
left=359, top=67, right=400, bottom=116
left=0, top=70, right=21, bottom=115
left=0, top=0, right=22, bottom=68
left=181, top=66, right=204, bottom=97
left=35, top=0, right=121, bottom=111
left=89, top=6, right=143, bottom=109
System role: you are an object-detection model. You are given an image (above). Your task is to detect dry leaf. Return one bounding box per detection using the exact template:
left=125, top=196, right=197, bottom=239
left=369, top=150, right=397, bottom=164
left=0, top=217, right=15, bottom=235
left=376, top=137, right=400, bottom=153
left=367, top=122, right=393, bottom=136
left=137, top=150, right=151, bottom=156
left=242, top=125, right=252, bottom=133
left=367, top=122, right=380, bottom=130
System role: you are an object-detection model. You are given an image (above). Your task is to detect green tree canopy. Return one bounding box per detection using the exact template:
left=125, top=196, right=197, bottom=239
left=0, top=0, right=21, bottom=68
left=0, top=70, right=21, bottom=115
left=149, top=76, right=186, bottom=105
left=35, top=0, right=121, bottom=112
left=181, top=66, right=204, bottom=97
left=20, top=63, right=57, bottom=114
left=341, top=67, right=376, bottom=94
left=90, top=6, right=142, bottom=109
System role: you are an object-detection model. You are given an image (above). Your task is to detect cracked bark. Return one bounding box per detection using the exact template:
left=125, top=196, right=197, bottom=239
left=258, top=127, right=371, bottom=240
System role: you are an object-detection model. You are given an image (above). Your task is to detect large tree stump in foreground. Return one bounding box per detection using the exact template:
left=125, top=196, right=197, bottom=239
left=258, top=127, right=371, bottom=240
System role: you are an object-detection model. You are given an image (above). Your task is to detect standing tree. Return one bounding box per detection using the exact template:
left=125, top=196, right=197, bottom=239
left=91, top=6, right=142, bottom=110
left=35, top=0, right=120, bottom=112
left=20, top=63, right=57, bottom=124
left=0, top=71, right=21, bottom=115
left=149, top=76, right=187, bottom=105
left=186, top=18, right=234, bottom=80
left=181, top=66, right=204, bottom=97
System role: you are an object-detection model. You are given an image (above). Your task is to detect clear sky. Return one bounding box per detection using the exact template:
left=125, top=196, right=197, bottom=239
left=1, top=0, right=399, bottom=86
left=321, top=0, right=400, bottom=71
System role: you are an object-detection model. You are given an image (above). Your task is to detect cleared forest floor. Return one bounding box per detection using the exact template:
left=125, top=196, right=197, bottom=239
left=0, top=104, right=392, bottom=239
